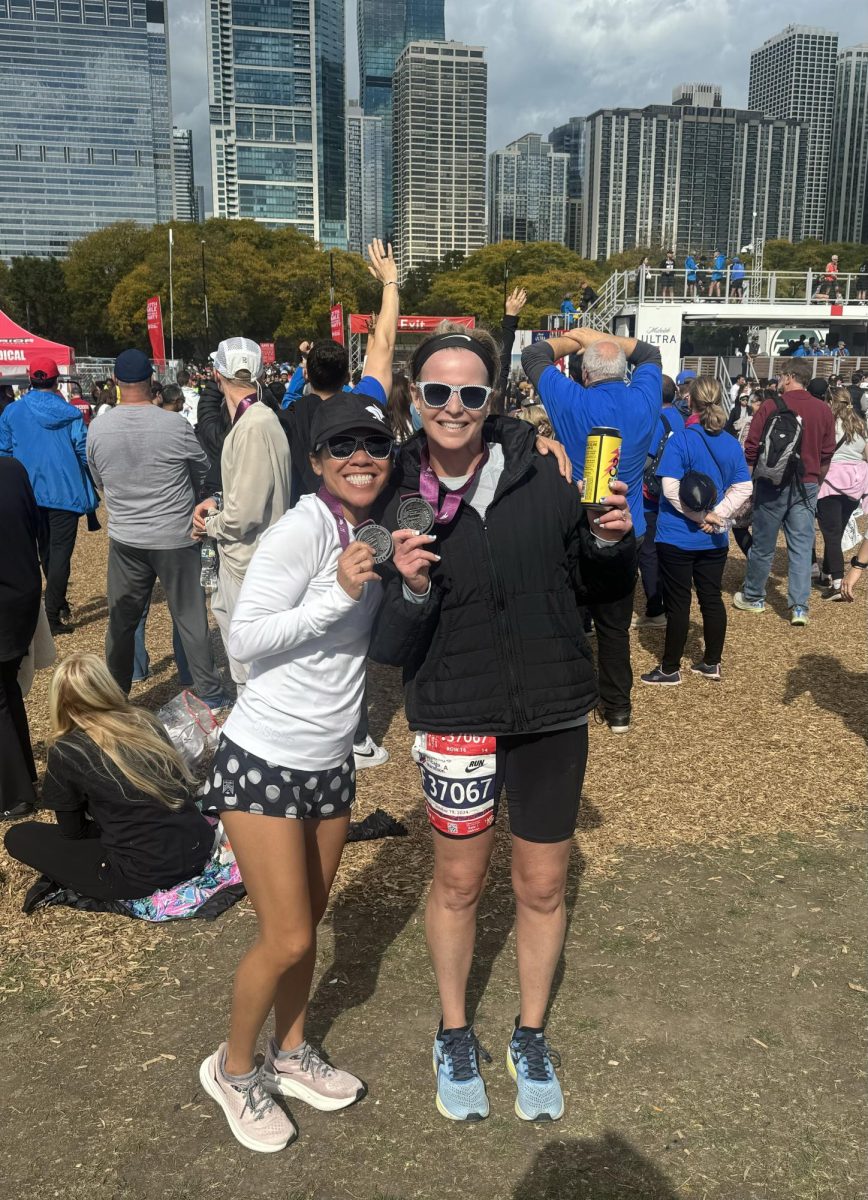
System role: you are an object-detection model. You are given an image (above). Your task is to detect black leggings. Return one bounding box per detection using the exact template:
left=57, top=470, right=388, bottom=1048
left=1, top=656, right=36, bottom=812
left=3, top=821, right=153, bottom=900
left=816, top=494, right=859, bottom=581
left=657, top=544, right=729, bottom=673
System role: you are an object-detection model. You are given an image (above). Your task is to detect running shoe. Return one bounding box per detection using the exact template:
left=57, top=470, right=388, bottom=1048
left=791, top=606, right=809, bottom=626
left=604, top=710, right=631, bottom=734
left=199, top=1045, right=296, bottom=1153
left=690, top=662, right=721, bottom=681
left=507, top=1024, right=564, bottom=1122
left=353, top=735, right=390, bottom=770
left=262, top=1039, right=366, bottom=1111
left=630, top=613, right=666, bottom=628
left=433, top=1023, right=491, bottom=1122
left=820, top=584, right=843, bottom=600
left=641, top=666, right=682, bottom=686
left=732, top=591, right=765, bottom=614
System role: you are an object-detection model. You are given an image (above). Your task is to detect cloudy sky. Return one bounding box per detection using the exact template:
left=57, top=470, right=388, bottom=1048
left=170, top=0, right=858, bottom=214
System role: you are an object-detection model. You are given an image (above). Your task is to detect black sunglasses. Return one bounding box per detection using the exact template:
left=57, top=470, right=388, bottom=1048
left=325, top=434, right=394, bottom=460
left=417, top=381, right=493, bottom=411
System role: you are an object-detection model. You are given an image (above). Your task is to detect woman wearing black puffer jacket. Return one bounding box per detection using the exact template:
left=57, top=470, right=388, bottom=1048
left=370, top=323, right=636, bottom=1126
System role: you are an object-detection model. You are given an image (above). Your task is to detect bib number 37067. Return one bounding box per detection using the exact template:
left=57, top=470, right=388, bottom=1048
left=412, top=732, right=497, bottom=837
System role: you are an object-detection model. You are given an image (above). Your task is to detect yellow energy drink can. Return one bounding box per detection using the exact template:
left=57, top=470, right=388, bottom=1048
left=582, top=426, right=622, bottom=505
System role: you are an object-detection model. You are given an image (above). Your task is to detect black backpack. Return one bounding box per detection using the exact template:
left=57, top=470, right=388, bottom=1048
left=643, top=412, right=675, bottom=499
left=753, top=394, right=804, bottom=488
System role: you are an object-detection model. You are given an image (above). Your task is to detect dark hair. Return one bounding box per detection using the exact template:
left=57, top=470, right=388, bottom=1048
left=176, top=369, right=190, bottom=387
left=661, top=374, right=677, bottom=405
left=386, top=372, right=414, bottom=440
left=160, top=383, right=184, bottom=408
left=307, top=339, right=349, bottom=393
left=783, top=359, right=812, bottom=388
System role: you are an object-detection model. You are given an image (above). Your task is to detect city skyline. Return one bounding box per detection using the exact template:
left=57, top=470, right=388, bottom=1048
left=171, top=1, right=854, bottom=219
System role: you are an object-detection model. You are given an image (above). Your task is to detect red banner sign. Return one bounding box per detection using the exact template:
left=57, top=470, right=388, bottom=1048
left=348, top=314, right=475, bottom=335
left=260, top=342, right=276, bottom=365
left=146, top=296, right=166, bottom=370
left=330, top=304, right=345, bottom=345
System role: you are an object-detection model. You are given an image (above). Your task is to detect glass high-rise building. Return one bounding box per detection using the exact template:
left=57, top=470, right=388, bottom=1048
left=393, top=41, right=487, bottom=279
left=346, top=102, right=384, bottom=255
left=0, top=0, right=172, bottom=260
left=172, top=127, right=199, bottom=223
left=208, top=0, right=346, bottom=247
left=358, top=0, right=444, bottom=236
left=548, top=117, right=584, bottom=252
left=748, top=25, right=838, bottom=240
left=581, top=102, right=808, bottom=261
left=489, top=134, right=569, bottom=246
left=826, top=45, right=868, bottom=245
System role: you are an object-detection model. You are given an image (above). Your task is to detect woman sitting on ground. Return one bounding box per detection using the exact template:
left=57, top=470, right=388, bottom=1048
left=4, top=652, right=213, bottom=901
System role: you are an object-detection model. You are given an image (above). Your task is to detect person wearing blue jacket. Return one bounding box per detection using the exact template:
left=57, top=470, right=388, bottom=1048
left=279, top=341, right=311, bottom=409
left=709, top=250, right=726, bottom=298
left=523, top=324, right=662, bottom=733
left=0, top=356, right=98, bottom=636
left=684, top=253, right=699, bottom=299
left=560, top=295, right=578, bottom=329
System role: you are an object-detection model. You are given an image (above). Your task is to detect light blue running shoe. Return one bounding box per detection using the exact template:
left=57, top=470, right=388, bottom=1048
left=507, top=1024, right=564, bottom=1121
left=433, top=1023, right=491, bottom=1121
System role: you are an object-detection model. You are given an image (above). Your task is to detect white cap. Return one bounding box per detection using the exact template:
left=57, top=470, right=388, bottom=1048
left=213, top=337, right=262, bottom=381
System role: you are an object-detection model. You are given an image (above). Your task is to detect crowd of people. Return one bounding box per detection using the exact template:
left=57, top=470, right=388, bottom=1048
left=0, top=238, right=866, bottom=1154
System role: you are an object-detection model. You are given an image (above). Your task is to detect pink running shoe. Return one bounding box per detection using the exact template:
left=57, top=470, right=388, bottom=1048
left=262, top=1038, right=366, bottom=1111
left=199, top=1044, right=297, bottom=1153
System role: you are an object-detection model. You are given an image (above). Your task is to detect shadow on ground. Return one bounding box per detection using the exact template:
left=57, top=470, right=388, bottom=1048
left=783, top=653, right=868, bottom=741
left=513, top=1132, right=683, bottom=1199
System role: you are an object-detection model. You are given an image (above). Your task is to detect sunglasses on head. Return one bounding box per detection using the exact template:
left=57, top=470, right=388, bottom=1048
left=416, top=381, right=493, bottom=411
left=325, top=434, right=394, bottom=460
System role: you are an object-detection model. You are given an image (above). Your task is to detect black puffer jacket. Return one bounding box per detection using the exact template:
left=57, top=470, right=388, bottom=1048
left=369, top=417, right=637, bottom=734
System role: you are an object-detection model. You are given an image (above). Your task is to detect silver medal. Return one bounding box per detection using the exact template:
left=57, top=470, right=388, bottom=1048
left=354, top=522, right=394, bottom=564
left=397, top=495, right=436, bottom=534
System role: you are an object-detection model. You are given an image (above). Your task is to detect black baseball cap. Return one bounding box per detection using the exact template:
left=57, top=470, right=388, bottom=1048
left=114, top=349, right=154, bottom=383
left=309, top=391, right=392, bottom=452
left=806, top=378, right=829, bottom=399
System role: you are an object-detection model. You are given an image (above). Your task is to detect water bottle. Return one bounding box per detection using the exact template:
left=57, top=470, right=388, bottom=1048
left=199, top=538, right=218, bottom=592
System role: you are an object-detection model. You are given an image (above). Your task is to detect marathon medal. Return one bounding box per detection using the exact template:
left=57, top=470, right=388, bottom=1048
left=396, top=494, right=436, bottom=534
left=353, top=520, right=394, bottom=564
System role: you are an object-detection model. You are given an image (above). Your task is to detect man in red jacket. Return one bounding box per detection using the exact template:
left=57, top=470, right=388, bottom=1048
left=733, top=359, right=836, bottom=625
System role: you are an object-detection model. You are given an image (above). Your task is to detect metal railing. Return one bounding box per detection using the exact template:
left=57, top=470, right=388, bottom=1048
left=545, top=269, right=867, bottom=324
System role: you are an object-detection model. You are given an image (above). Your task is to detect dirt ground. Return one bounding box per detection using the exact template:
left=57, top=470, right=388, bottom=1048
left=1, top=525, right=866, bottom=1199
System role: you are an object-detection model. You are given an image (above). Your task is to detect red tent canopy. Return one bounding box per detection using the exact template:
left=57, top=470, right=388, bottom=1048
left=0, top=307, right=75, bottom=379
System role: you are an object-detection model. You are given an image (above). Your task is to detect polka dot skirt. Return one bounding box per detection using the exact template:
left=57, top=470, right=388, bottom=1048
left=205, top=735, right=356, bottom=820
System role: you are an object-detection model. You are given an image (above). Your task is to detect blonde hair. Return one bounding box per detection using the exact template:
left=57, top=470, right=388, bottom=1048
left=48, top=653, right=194, bottom=810
left=827, top=387, right=867, bottom=443
left=514, top=404, right=553, bottom=439
left=688, top=377, right=726, bottom=434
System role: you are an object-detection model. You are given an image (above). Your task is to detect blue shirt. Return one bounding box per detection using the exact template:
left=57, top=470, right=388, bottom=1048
left=656, top=425, right=750, bottom=551
left=731, top=262, right=745, bottom=280
left=643, top=406, right=685, bottom=512
left=535, top=361, right=663, bottom=538
left=712, top=254, right=726, bottom=278
left=560, top=299, right=577, bottom=314
left=685, top=257, right=697, bottom=280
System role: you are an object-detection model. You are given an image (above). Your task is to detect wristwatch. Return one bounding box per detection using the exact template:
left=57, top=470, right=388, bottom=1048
left=850, top=556, right=868, bottom=570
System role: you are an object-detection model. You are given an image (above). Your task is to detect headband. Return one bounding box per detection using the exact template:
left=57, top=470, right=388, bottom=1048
left=413, top=333, right=497, bottom=384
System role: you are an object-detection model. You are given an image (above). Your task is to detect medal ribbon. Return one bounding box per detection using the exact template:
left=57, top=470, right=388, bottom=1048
left=232, top=393, right=259, bottom=425
left=317, top=487, right=351, bottom=549
left=414, top=444, right=490, bottom=526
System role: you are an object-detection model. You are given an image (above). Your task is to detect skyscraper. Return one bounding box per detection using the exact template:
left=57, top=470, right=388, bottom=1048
left=826, top=45, right=868, bottom=245
left=489, top=134, right=568, bottom=246
left=672, top=83, right=722, bottom=108
left=581, top=102, right=807, bottom=261
left=172, top=128, right=199, bottom=223
left=346, top=103, right=384, bottom=255
left=0, top=0, right=172, bottom=259
left=748, top=25, right=838, bottom=240
left=358, top=0, right=445, bottom=236
left=207, top=0, right=346, bottom=247
left=548, top=117, right=585, bottom=253
left=393, top=41, right=487, bottom=279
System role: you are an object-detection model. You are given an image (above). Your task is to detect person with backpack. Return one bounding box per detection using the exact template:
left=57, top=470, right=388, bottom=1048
left=641, top=379, right=751, bottom=685
left=733, top=359, right=836, bottom=626
left=634, top=375, right=684, bottom=627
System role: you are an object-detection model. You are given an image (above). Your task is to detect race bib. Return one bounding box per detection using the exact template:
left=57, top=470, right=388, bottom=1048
left=412, top=733, right=497, bottom=837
